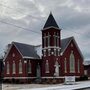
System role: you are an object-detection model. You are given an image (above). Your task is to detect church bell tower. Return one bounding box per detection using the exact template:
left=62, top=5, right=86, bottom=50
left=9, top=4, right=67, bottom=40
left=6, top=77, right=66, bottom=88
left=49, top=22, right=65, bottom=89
left=41, top=13, right=61, bottom=77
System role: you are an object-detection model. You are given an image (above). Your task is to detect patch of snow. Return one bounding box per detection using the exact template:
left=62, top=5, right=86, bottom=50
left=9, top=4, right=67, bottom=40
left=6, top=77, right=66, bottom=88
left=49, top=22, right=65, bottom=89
left=84, top=61, right=90, bottom=65
left=35, top=45, right=42, bottom=58
left=19, top=81, right=90, bottom=90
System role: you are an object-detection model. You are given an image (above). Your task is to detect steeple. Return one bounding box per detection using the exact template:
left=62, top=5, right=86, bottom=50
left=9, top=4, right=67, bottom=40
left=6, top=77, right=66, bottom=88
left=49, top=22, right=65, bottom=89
left=43, top=13, right=59, bottom=29
left=41, top=13, right=61, bottom=77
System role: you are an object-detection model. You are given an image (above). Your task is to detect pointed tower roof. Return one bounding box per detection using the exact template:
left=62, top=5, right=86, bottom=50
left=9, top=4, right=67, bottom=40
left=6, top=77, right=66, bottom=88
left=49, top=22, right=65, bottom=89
left=43, top=13, right=59, bottom=29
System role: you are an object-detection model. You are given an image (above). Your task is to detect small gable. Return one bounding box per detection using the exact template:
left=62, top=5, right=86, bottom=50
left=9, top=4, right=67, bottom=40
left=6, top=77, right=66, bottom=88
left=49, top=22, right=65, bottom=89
left=61, top=37, right=83, bottom=59
left=4, top=43, right=22, bottom=61
left=61, top=37, right=73, bottom=53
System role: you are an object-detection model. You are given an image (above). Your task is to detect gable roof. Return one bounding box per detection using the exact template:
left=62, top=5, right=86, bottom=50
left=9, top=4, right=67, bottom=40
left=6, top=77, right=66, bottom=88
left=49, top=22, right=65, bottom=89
left=13, top=42, right=40, bottom=59
left=61, top=36, right=83, bottom=59
left=43, top=13, right=59, bottom=29
left=61, top=37, right=73, bottom=53
left=4, top=37, right=83, bottom=60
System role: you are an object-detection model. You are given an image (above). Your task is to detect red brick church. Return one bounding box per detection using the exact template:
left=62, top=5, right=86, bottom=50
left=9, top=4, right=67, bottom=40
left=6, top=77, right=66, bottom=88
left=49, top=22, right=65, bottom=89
left=3, top=13, right=84, bottom=83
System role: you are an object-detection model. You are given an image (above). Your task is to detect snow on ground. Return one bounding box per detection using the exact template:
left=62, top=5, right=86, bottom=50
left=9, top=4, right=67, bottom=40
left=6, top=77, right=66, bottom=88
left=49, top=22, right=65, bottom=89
left=2, top=80, right=90, bottom=90
left=2, top=84, right=52, bottom=90
left=18, top=81, right=90, bottom=90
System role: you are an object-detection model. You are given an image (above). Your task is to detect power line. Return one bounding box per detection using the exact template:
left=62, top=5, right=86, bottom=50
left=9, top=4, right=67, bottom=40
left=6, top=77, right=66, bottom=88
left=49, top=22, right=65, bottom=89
left=62, top=27, right=86, bottom=36
left=0, top=3, right=89, bottom=38
left=0, top=17, right=83, bottom=37
left=0, top=18, right=89, bottom=46
left=0, top=18, right=89, bottom=49
left=0, top=19, right=41, bottom=34
left=0, top=3, right=41, bottom=20
left=0, top=3, right=43, bottom=34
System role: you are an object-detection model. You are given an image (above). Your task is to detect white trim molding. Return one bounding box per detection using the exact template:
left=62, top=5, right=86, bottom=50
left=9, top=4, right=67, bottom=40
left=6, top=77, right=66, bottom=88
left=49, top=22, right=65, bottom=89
left=45, top=60, right=49, bottom=73
left=41, top=76, right=64, bottom=79
left=42, top=46, right=61, bottom=50
left=42, top=26, right=60, bottom=31
left=4, top=77, right=36, bottom=79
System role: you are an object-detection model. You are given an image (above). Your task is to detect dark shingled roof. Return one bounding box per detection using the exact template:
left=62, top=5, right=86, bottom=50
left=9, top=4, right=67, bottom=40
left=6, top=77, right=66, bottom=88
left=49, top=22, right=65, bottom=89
left=12, top=37, right=73, bottom=59
left=43, top=13, right=59, bottom=29
left=13, top=42, right=40, bottom=59
left=61, top=37, right=73, bottom=53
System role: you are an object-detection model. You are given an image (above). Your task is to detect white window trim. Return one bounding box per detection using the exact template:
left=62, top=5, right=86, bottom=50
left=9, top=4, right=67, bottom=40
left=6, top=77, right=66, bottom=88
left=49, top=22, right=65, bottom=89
left=45, top=60, right=49, bottom=73
left=28, top=60, right=31, bottom=73
left=64, top=58, right=67, bottom=73
left=77, top=59, right=80, bottom=73
left=6, top=61, right=10, bottom=74
left=19, top=60, right=23, bottom=74
left=53, top=32, right=60, bottom=47
left=48, top=49, right=51, bottom=56
left=47, top=32, right=50, bottom=47
left=70, top=51, right=75, bottom=73
left=54, top=32, right=56, bottom=46
left=58, top=49, right=60, bottom=56
left=43, top=33, right=46, bottom=48
left=84, top=70, right=87, bottom=75
left=12, top=61, right=16, bottom=74
left=54, top=49, right=56, bottom=56
left=57, top=37, right=59, bottom=47
left=43, top=37, right=46, bottom=48
left=43, top=49, right=46, bottom=57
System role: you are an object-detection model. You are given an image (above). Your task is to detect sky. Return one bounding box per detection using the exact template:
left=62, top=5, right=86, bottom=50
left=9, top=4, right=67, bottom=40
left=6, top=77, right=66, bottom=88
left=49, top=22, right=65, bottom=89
left=0, top=0, right=90, bottom=60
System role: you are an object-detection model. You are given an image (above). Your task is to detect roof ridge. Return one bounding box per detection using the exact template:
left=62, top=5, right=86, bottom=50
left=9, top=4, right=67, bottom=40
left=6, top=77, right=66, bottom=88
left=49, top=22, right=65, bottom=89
left=35, top=44, right=42, bottom=47
left=12, top=41, right=35, bottom=47
left=61, top=36, right=74, bottom=40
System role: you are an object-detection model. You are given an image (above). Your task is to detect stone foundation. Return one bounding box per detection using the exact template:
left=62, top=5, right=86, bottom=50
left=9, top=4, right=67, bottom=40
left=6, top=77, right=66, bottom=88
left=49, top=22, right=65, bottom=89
left=3, top=77, right=64, bottom=84
left=41, top=78, right=64, bottom=84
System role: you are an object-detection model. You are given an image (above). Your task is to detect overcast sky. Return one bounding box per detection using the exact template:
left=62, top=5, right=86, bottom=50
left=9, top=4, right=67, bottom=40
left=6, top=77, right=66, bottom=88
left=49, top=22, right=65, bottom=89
left=0, top=0, right=90, bottom=60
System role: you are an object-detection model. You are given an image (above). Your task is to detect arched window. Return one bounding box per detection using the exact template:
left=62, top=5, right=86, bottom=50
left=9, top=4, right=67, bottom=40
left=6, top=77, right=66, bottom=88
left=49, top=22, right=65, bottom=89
left=54, top=32, right=56, bottom=46
left=58, top=49, right=60, bottom=56
left=48, top=49, right=51, bottom=56
left=45, top=60, right=49, bottom=73
left=7, top=61, right=10, bottom=74
left=64, top=58, right=67, bottom=73
left=54, top=60, right=60, bottom=77
left=28, top=60, right=31, bottom=73
left=70, top=51, right=75, bottom=73
left=47, top=32, right=50, bottom=47
left=44, top=33, right=46, bottom=47
left=78, top=59, right=80, bottom=73
left=19, top=60, right=22, bottom=74
left=43, top=50, right=46, bottom=57
left=57, top=33, right=59, bottom=47
left=36, top=63, right=41, bottom=78
left=12, top=61, right=16, bottom=74
left=54, top=49, right=56, bottom=56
